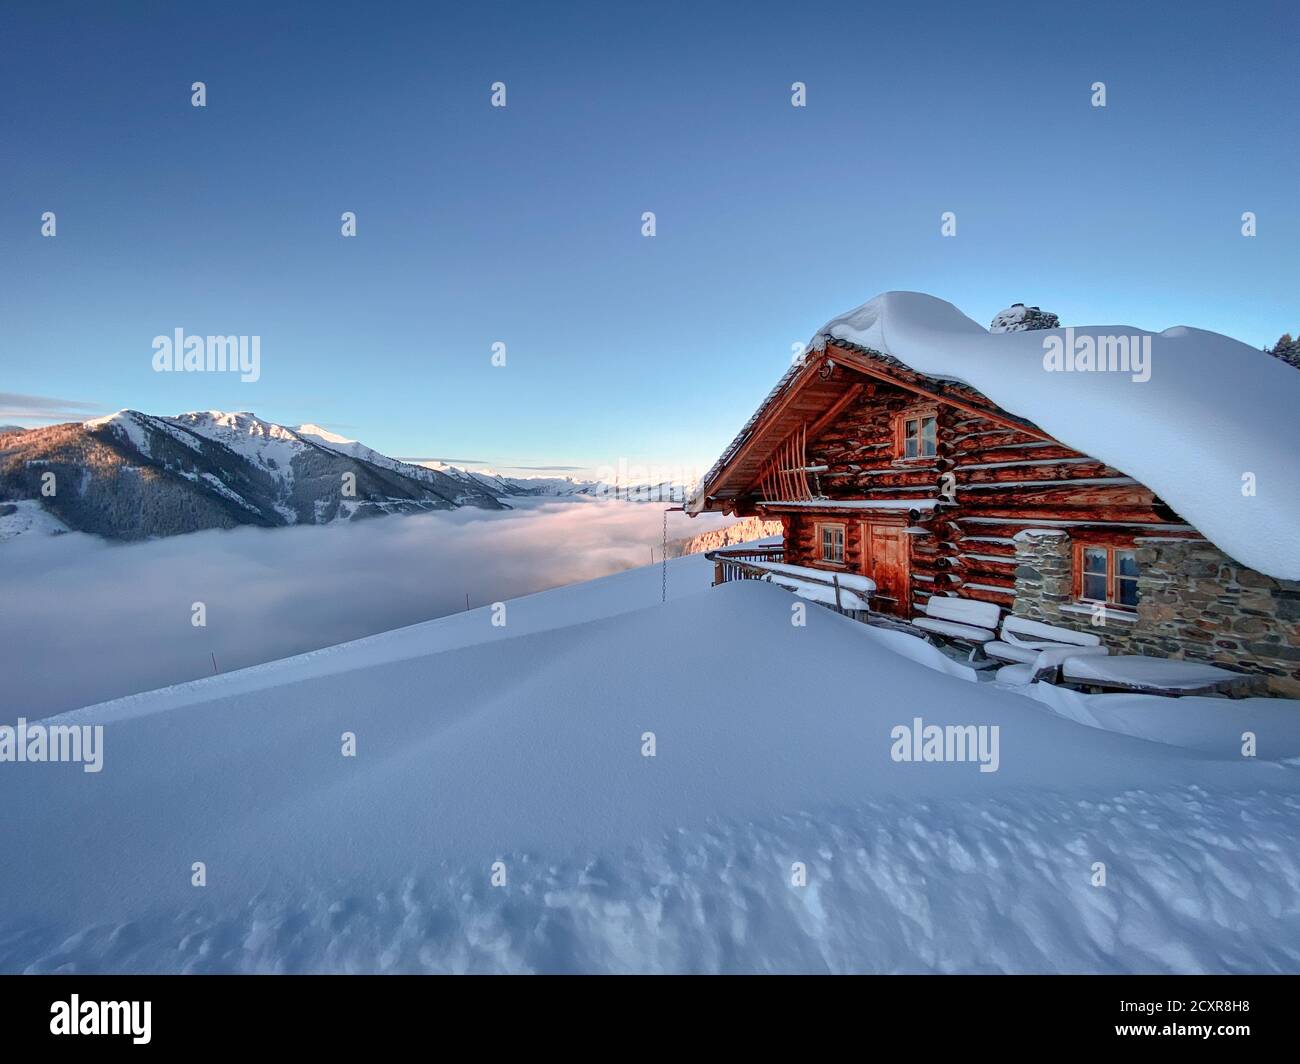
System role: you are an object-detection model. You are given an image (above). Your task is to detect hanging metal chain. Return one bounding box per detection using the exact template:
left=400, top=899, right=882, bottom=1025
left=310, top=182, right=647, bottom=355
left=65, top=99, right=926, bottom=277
left=661, top=508, right=668, bottom=604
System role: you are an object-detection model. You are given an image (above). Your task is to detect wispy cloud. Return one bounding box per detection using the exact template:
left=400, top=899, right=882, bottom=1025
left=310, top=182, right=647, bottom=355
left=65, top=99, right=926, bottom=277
left=0, top=392, right=107, bottom=424
left=399, top=458, right=592, bottom=474
left=397, top=457, right=493, bottom=466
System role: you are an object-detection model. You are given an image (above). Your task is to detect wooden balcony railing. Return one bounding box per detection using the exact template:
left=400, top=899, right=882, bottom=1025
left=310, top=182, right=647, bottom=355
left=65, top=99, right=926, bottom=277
left=705, top=545, right=886, bottom=623
left=706, top=544, right=785, bottom=585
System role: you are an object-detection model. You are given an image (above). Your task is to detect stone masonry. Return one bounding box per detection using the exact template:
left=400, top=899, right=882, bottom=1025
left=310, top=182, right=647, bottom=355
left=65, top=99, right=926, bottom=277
left=1011, top=531, right=1300, bottom=698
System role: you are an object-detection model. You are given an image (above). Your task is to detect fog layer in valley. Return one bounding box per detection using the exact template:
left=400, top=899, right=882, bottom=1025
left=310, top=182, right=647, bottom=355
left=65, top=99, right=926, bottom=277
left=0, top=499, right=729, bottom=717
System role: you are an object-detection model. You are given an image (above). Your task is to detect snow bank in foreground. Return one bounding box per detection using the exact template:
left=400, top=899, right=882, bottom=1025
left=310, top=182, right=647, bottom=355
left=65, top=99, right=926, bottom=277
left=8, top=787, right=1297, bottom=975
left=812, top=292, right=1300, bottom=579
left=3, top=576, right=1298, bottom=974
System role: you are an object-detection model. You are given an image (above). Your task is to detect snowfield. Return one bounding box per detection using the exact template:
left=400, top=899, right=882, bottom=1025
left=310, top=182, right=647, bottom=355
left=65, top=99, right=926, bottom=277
left=2, top=555, right=1299, bottom=973
left=0, top=500, right=68, bottom=542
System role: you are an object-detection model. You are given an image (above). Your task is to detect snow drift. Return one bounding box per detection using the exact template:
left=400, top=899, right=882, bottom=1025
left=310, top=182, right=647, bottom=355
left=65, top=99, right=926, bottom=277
left=2, top=558, right=1299, bottom=974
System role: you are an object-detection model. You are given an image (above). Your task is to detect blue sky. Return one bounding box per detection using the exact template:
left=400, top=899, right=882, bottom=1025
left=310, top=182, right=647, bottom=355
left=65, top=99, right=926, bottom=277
left=2, top=0, right=1297, bottom=476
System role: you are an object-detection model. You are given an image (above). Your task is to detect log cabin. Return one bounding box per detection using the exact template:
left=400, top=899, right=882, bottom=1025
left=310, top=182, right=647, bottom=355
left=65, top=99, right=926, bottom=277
left=687, top=293, right=1300, bottom=697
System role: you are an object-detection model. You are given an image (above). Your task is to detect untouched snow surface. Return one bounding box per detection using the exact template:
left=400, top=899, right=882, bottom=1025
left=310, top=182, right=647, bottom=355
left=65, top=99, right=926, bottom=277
left=0, top=500, right=68, bottom=542
left=810, top=292, right=1300, bottom=579
left=2, top=557, right=1299, bottom=974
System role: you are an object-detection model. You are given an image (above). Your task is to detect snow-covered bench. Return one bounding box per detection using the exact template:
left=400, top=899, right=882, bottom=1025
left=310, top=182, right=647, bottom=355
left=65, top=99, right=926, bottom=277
left=911, top=596, right=1001, bottom=655
left=994, top=645, right=1109, bottom=686
left=986, top=615, right=1104, bottom=665
left=1060, top=655, right=1257, bottom=697
left=986, top=616, right=1108, bottom=685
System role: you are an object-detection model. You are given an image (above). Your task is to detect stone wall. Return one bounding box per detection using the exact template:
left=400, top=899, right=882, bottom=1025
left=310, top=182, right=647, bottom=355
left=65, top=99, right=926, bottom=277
left=1011, top=531, right=1300, bottom=698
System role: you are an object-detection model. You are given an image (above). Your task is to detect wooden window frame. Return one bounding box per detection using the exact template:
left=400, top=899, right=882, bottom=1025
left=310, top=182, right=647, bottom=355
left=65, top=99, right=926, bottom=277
left=1072, top=542, right=1139, bottom=609
left=815, top=521, right=847, bottom=567
left=892, top=406, right=939, bottom=462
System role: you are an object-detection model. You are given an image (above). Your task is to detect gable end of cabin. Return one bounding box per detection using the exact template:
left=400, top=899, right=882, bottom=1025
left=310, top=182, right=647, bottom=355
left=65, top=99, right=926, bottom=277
left=694, top=340, right=1300, bottom=696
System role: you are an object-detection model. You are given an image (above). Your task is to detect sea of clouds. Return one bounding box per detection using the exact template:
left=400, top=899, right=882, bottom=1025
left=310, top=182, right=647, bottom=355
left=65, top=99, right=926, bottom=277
left=0, top=498, right=729, bottom=718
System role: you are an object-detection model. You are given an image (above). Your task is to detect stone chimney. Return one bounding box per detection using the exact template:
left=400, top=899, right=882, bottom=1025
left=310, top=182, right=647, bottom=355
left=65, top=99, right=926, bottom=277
left=989, top=303, right=1060, bottom=333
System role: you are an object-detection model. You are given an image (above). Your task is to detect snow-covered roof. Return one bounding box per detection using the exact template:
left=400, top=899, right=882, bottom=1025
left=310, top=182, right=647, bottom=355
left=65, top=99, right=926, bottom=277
left=695, top=292, right=1300, bottom=580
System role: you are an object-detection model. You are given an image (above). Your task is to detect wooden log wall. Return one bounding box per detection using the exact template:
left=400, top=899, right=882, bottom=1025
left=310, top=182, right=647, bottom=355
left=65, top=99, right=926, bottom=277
left=776, top=376, right=1197, bottom=615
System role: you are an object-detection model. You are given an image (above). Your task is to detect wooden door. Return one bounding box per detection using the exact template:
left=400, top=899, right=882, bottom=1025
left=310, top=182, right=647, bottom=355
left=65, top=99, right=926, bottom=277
left=860, top=522, right=910, bottom=616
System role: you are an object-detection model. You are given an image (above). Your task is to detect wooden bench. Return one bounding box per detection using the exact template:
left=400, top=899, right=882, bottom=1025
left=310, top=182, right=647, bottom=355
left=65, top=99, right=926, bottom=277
left=911, top=596, right=1001, bottom=658
left=1060, top=655, right=1259, bottom=698
left=986, top=615, right=1103, bottom=663
left=985, top=615, right=1108, bottom=685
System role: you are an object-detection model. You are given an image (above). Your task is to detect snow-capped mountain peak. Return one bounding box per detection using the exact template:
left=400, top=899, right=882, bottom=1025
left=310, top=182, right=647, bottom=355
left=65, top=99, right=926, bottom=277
left=1, top=409, right=509, bottom=541
left=2, top=408, right=688, bottom=543
left=294, top=422, right=354, bottom=445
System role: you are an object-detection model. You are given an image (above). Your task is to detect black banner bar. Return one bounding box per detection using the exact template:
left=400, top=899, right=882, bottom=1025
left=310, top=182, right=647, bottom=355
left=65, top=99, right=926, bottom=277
left=1, top=974, right=1289, bottom=1051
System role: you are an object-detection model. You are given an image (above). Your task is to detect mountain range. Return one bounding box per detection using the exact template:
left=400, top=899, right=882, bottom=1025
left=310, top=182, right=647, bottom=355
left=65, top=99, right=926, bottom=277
left=0, top=410, right=675, bottom=542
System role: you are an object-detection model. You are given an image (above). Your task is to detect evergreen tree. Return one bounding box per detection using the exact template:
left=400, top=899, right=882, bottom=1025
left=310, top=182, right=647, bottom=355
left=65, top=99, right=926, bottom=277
left=1266, top=333, right=1300, bottom=369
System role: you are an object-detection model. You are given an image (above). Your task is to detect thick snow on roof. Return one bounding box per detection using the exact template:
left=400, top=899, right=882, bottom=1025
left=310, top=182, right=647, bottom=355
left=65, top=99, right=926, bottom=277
left=809, top=292, right=1300, bottom=579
